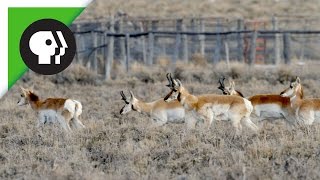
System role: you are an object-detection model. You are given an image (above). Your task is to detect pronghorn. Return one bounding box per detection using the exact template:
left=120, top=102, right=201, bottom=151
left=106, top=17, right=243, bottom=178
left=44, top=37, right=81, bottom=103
left=280, top=77, right=320, bottom=125
left=17, top=87, right=85, bottom=131
left=119, top=90, right=185, bottom=127
left=217, top=77, right=294, bottom=124
left=164, top=73, right=258, bottom=133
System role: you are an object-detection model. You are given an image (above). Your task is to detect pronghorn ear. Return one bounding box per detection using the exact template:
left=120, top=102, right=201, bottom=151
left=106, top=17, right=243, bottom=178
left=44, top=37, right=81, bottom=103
left=29, top=84, right=35, bottom=93
left=231, top=81, right=235, bottom=89
left=175, top=79, right=182, bottom=87
left=129, top=90, right=135, bottom=99
left=20, top=86, right=28, bottom=94
left=296, top=77, right=301, bottom=84
left=228, top=79, right=232, bottom=87
left=20, top=86, right=26, bottom=91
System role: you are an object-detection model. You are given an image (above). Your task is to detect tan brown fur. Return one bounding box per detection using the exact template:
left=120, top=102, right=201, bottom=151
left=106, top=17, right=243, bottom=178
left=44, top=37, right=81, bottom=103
left=135, top=99, right=182, bottom=113
left=30, top=98, right=67, bottom=111
left=248, top=95, right=290, bottom=108
left=195, top=94, right=246, bottom=111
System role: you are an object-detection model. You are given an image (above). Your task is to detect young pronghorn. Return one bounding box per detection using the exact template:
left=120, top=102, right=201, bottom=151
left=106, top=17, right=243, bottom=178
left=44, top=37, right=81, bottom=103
left=17, top=87, right=85, bottom=131
left=164, top=73, right=258, bottom=133
left=119, top=90, right=185, bottom=127
left=217, top=77, right=294, bottom=124
left=280, top=77, right=320, bottom=125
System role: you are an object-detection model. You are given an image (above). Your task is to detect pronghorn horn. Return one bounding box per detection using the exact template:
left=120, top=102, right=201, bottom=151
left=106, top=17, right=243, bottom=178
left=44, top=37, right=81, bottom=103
left=170, top=74, right=180, bottom=87
left=129, top=90, right=135, bottom=99
left=120, top=91, right=128, bottom=103
left=166, top=73, right=173, bottom=87
left=169, top=73, right=174, bottom=85
left=218, top=76, right=226, bottom=91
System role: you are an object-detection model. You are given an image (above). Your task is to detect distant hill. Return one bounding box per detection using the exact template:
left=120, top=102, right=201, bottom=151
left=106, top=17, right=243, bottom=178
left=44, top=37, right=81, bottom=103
left=78, top=0, right=320, bottom=20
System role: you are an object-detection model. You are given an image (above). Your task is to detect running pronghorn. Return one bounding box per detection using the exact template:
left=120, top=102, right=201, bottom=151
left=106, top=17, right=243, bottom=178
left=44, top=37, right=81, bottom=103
left=164, top=73, right=258, bottom=133
left=217, top=77, right=294, bottom=124
left=280, top=77, right=320, bottom=125
left=17, top=87, right=85, bottom=131
left=119, top=89, right=185, bottom=127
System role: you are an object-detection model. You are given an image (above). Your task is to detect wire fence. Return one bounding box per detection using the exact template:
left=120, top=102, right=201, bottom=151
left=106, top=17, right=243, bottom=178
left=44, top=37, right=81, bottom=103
left=70, top=16, right=320, bottom=79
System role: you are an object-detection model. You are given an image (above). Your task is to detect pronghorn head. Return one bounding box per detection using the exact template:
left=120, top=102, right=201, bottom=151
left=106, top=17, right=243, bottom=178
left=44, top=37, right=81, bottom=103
left=17, top=86, right=38, bottom=106
left=280, top=77, right=303, bottom=98
left=217, top=77, right=244, bottom=97
left=164, top=73, right=184, bottom=102
left=119, top=90, right=140, bottom=114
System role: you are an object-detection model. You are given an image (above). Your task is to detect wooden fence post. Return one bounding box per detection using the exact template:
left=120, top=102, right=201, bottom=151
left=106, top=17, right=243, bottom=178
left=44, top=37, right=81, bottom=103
left=190, top=19, right=197, bottom=54
left=147, top=21, right=155, bottom=65
left=91, top=31, right=98, bottom=71
left=237, top=19, right=244, bottom=62
left=140, top=22, right=147, bottom=64
left=105, top=17, right=115, bottom=80
left=213, top=19, right=222, bottom=64
left=272, top=16, right=281, bottom=65
left=283, top=33, right=291, bottom=64
left=125, top=33, right=130, bottom=72
left=249, top=30, right=258, bottom=65
left=173, top=19, right=182, bottom=65
left=182, top=20, right=188, bottom=62
left=199, top=20, right=206, bottom=56
left=75, top=24, right=80, bottom=64
left=119, top=17, right=126, bottom=67
left=224, top=40, right=230, bottom=70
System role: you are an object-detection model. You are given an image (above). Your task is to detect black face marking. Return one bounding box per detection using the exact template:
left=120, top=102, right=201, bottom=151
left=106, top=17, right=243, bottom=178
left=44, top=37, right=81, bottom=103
left=236, top=90, right=244, bottom=97
left=177, top=92, right=181, bottom=102
left=120, top=106, right=124, bottom=114
left=131, top=104, right=137, bottom=111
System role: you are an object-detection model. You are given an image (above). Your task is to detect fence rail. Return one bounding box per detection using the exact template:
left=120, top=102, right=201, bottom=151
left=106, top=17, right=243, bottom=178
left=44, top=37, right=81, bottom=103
left=71, top=16, right=320, bottom=79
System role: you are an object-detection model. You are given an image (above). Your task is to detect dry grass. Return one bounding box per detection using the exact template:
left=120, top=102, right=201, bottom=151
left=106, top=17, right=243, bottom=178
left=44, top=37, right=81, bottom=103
left=79, top=0, right=320, bottom=20
left=2, top=62, right=320, bottom=179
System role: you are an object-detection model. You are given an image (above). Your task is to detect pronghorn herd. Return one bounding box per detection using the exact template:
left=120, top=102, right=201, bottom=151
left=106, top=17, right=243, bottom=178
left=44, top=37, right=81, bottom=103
left=17, top=74, right=320, bottom=133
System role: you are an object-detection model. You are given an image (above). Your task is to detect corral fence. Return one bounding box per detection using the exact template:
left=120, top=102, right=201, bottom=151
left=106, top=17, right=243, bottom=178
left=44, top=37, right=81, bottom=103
left=70, top=15, right=320, bottom=79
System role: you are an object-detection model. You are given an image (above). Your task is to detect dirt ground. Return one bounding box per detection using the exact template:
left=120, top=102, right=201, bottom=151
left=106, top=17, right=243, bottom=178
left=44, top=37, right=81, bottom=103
left=1, top=62, right=320, bottom=179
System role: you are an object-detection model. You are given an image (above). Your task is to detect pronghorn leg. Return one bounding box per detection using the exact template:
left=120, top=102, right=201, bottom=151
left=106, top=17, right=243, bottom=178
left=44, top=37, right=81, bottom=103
left=71, top=113, right=86, bottom=129
left=198, top=108, right=213, bottom=129
left=60, top=110, right=72, bottom=132
left=204, top=116, right=214, bottom=130
left=73, top=118, right=86, bottom=129
left=37, top=112, right=46, bottom=128
left=231, top=116, right=242, bottom=135
left=241, top=117, right=259, bottom=132
left=185, top=116, right=197, bottom=129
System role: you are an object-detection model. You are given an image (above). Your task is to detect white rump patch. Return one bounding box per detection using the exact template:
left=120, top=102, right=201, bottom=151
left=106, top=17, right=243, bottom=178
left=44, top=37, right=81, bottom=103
left=64, top=99, right=76, bottom=114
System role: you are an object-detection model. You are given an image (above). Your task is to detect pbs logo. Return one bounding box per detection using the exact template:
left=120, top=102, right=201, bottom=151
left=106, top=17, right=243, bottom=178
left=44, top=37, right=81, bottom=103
left=20, top=19, right=76, bottom=75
